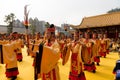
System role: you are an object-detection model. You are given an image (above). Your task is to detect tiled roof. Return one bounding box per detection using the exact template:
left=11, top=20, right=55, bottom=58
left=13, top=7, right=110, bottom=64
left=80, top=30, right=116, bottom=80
left=76, top=12, right=120, bottom=29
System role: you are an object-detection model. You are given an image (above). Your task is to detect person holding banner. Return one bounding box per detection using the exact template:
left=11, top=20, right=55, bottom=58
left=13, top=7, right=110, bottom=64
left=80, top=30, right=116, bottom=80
left=27, top=24, right=61, bottom=80
left=0, top=40, right=19, bottom=80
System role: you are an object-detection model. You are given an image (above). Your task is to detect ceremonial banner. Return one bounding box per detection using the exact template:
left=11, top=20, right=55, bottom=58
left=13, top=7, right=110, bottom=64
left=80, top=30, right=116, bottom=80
left=41, top=46, right=60, bottom=73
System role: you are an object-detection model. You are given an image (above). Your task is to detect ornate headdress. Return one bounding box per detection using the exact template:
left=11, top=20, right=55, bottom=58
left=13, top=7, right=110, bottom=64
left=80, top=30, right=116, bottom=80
left=11, top=32, right=18, bottom=37
left=44, top=24, right=55, bottom=40
left=47, top=24, right=55, bottom=33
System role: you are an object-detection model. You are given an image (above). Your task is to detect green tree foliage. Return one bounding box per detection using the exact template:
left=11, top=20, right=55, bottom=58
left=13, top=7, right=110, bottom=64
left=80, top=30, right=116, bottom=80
left=45, top=22, right=50, bottom=28
left=107, top=8, right=120, bottom=13
left=4, top=13, right=16, bottom=34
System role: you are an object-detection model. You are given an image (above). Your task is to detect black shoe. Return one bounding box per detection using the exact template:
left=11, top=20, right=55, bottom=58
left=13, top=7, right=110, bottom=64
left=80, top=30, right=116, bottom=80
left=11, top=76, right=17, bottom=80
left=97, top=63, right=100, bottom=66
left=19, top=59, right=22, bottom=62
left=92, top=70, right=96, bottom=73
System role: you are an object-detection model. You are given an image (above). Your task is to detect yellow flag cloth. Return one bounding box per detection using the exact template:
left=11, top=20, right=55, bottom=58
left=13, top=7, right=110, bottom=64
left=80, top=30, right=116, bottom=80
left=41, top=46, right=60, bottom=73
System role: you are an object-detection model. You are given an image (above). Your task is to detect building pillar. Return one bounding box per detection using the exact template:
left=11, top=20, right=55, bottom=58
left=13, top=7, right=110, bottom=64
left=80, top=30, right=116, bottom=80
left=115, top=27, right=118, bottom=39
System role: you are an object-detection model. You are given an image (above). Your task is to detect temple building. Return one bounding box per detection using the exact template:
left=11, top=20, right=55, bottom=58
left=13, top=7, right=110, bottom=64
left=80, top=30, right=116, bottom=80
left=72, top=12, right=120, bottom=39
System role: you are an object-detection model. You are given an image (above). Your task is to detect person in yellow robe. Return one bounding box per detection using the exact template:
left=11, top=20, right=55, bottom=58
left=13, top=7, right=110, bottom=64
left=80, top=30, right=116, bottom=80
left=61, top=31, right=86, bottom=80
left=29, top=34, right=43, bottom=66
left=15, top=39, right=24, bottom=62
left=69, top=31, right=86, bottom=80
left=99, top=34, right=107, bottom=58
left=57, top=32, right=68, bottom=59
left=82, top=32, right=96, bottom=73
left=91, top=32, right=101, bottom=66
left=27, top=24, right=61, bottom=80
left=103, top=34, right=110, bottom=54
left=2, top=41, right=19, bottom=80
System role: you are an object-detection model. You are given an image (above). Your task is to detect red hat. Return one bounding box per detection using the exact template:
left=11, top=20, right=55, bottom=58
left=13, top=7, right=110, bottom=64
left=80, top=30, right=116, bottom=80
left=47, top=24, right=55, bottom=32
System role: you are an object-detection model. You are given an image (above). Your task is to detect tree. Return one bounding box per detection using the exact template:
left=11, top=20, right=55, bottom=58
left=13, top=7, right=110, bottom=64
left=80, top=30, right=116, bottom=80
left=107, top=8, right=120, bottom=13
left=4, top=13, right=16, bottom=34
left=45, top=22, right=50, bottom=28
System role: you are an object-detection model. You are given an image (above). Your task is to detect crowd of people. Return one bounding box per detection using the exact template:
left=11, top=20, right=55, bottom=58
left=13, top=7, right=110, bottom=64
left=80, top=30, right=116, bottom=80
left=0, top=24, right=120, bottom=80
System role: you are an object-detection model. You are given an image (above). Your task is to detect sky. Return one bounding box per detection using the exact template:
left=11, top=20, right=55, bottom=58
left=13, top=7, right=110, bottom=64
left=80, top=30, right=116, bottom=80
left=0, top=0, right=120, bottom=26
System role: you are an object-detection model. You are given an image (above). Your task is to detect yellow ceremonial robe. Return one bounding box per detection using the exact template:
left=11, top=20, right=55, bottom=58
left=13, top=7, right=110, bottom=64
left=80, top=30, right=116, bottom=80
left=62, top=43, right=71, bottom=65
left=36, top=41, right=60, bottom=80
left=99, top=39, right=106, bottom=53
left=3, top=42, right=18, bottom=69
left=82, top=38, right=93, bottom=64
left=71, top=43, right=84, bottom=74
left=15, top=39, right=23, bottom=53
left=91, top=39, right=101, bottom=59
